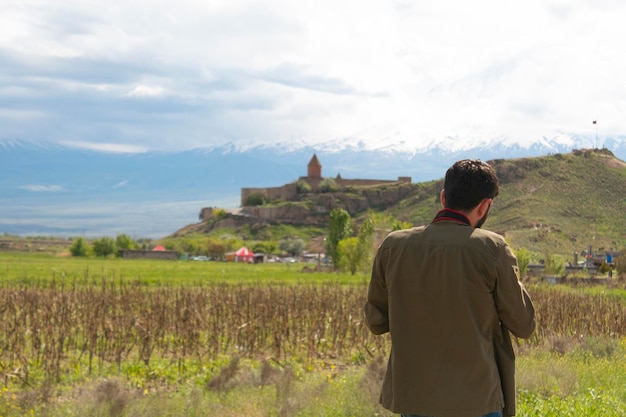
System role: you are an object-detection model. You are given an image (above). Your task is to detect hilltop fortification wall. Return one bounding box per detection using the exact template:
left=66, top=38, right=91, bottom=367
left=241, top=183, right=297, bottom=206
left=201, top=155, right=414, bottom=225
left=240, top=176, right=412, bottom=206
left=337, top=176, right=411, bottom=188
left=200, top=181, right=417, bottom=226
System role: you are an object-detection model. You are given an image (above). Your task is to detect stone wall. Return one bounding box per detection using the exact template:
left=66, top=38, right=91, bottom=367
left=240, top=176, right=411, bottom=206
left=241, top=204, right=320, bottom=224
left=199, top=207, right=213, bottom=221
left=241, top=183, right=297, bottom=206
left=337, top=176, right=411, bottom=188
left=121, top=249, right=178, bottom=260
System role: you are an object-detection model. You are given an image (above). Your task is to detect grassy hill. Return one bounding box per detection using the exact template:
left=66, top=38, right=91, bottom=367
left=492, top=149, right=626, bottom=256
left=168, top=148, right=626, bottom=259
left=386, top=148, right=626, bottom=257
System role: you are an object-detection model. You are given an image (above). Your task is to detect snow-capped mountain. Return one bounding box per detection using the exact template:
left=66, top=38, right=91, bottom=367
left=1, top=135, right=624, bottom=238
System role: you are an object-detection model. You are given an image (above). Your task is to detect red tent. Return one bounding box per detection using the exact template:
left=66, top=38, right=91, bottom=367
left=235, top=246, right=254, bottom=263
left=152, top=245, right=166, bottom=251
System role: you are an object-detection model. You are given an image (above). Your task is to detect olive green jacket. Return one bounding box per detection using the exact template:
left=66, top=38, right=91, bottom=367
left=364, top=220, right=535, bottom=417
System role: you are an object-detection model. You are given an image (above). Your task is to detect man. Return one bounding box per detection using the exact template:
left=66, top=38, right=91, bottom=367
left=364, top=159, right=535, bottom=417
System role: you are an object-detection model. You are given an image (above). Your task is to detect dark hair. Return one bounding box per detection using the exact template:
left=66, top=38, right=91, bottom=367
left=443, top=159, right=499, bottom=211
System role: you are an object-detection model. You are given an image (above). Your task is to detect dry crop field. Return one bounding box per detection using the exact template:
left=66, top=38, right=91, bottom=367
left=1, top=253, right=626, bottom=416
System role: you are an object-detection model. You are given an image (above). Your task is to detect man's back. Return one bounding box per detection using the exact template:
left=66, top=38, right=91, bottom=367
left=365, top=220, right=535, bottom=417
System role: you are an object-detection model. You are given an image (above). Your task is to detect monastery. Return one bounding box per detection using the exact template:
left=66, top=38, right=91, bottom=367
left=240, top=154, right=411, bottom=206
left=199, top=154, right=412, bottom=223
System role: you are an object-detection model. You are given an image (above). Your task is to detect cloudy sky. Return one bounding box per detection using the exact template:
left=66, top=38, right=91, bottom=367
left=1, top=0, right=625, bottom=153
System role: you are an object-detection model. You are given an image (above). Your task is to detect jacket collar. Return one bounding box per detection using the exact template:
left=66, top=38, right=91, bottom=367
left=431, top=208, right=471, bottom=226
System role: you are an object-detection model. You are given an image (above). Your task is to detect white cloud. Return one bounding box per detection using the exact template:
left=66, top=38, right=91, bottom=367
left=20, top=185, right=64, bottom=192
left=125, top=85, right=166, bottom=98
left=60, top=141, right=147, bottom=154
left=1, top=0, right=625, bottom=151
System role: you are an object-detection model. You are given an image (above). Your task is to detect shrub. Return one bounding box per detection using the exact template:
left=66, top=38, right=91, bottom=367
left=515, top=247, right=531, bottom=277
left=252, top=241, right=277, bottom=254
left=598, top=261, right=611, bottom=275
left=543, top=251, right=564, bottom=275
left=115, top=234, right=135, bottom=250
left=69, top=237, right=88, bottom=257
left=244, top=193, right=266, bottom=206
left=296, top=180, right=312, bottom=194
left=279, top=238, right=305, bottom=256
left=92, top=237, right=117, bottom=257
left=337, top=237, right=360, bottom=275
left=614, top=251, right=626, bottom=274
left=213, top=207, right=227, bottom=220
left=319, top=178, right=338, bottom=193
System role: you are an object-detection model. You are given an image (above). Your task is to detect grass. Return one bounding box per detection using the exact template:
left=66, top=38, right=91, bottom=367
left=386, top=150, right=626, bottom=257
left=0, top=359, right=392, bottom=417
left=1, top=253, right=626, bottom=416
left=516, top=340, right=626, bottom=416
left=0, top=253, right=365, bottom=287
left=2, top=345, right=625, bottom=416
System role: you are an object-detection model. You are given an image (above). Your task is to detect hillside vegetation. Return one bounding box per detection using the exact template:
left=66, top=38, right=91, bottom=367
left=384, top=148, right=626, bottom=257
left=490, top=149, right=626, bottom=255
left=172, top=148, right=626, bottom=259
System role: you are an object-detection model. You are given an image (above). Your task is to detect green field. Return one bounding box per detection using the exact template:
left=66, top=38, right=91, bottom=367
left=0, top=252, right=366, bottom=286
left=1, top=254, right=626, bottom=416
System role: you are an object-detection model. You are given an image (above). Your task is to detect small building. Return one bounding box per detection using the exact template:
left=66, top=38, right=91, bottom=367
left=253, top=253, right=266, bottom=263
left=225, top=246, right=255, bottom=263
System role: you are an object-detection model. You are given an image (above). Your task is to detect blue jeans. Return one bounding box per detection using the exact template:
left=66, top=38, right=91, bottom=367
left=401, top=411, right=502, bottom=417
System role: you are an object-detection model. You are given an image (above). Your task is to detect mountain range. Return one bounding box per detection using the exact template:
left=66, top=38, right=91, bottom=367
left=1, top=135, right=625, bottom=238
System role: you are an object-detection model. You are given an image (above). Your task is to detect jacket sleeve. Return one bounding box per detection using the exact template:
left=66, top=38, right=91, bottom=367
left=364, top=244, right=390, bottom=335
left=494, top=243, right=536, bottom=339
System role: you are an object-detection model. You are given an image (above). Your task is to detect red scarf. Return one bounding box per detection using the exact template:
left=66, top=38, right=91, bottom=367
left=431, top=208, right=471, bottom=226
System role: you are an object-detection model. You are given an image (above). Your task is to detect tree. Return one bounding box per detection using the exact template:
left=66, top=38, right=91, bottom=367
left=514, top=247, right=531, bottom=277
left=356, top=216, right=375, bottom=274
left=69, top=237, right=88, bottom=257
left=543, top=251, right=564, bottom=276
left=92, top=237, right=116, bottom=257
left=207, top=238, right=227, bottom=260
left=116, top=234, right=135, bottom=251
left=180, top=238, right=200, bottom=255
left=279, top=238, right=305, bottom=257
left=252, top=240, right=277, bottom=255
left=337, top=237, right=360, bottom=275
left=335, top=216, right=378, bottom=275
left=136, top=238, right=152, bottom=250
left=326, top=208, right=352, bottom=269
left=252, top=242, right=268, bottom=254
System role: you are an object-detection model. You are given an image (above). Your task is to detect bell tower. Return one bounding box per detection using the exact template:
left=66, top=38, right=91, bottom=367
left=307, top=154, right=321, bottom=178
